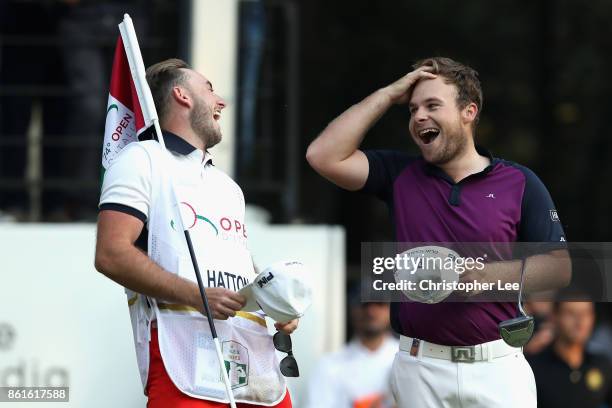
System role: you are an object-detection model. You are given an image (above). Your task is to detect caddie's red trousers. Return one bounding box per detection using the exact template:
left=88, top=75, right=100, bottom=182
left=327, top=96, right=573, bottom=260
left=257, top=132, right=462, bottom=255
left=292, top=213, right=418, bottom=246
left=146, top=327, right=292, bottom=408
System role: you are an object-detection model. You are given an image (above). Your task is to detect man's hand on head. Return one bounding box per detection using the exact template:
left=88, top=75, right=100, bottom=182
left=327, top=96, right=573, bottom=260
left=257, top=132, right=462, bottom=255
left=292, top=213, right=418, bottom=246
left=381, top=67, right=437, bottom=105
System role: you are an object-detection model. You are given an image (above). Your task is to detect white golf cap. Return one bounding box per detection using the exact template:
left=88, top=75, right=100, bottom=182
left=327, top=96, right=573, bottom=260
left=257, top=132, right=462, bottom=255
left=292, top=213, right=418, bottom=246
left=239, top=260, right=313, bottom=323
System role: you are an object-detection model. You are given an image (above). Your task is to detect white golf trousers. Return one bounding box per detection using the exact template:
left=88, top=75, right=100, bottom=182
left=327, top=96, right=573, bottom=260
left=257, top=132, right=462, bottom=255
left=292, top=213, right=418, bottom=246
left=390, top=341, right=537, bottom=407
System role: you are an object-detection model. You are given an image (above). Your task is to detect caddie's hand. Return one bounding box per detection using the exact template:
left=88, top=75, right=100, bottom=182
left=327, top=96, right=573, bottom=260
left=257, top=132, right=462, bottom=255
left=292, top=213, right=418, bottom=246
left=381, top=67, right=437, bottom=105
left=199, top=287, right=247, bottom=320
left=274, top=319, right=299, bottom=335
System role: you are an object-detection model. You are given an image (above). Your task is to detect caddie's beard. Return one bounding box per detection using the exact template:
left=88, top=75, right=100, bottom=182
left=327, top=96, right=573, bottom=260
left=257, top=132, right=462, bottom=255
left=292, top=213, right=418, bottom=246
left=190, top=97, right=222, bottom=149
left=422, top=119, right=468, bottom=165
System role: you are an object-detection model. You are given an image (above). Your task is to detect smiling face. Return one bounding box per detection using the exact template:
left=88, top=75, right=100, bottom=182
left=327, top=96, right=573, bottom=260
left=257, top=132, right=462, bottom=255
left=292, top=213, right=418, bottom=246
left=408, top=76, right=476, bottom=165
left=184, top=70, right=226, bottom=149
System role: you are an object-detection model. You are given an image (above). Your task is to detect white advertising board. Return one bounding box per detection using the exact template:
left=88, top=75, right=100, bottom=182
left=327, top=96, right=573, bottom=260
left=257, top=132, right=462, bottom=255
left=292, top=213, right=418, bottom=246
left=0, top=223, right=344, bottom=407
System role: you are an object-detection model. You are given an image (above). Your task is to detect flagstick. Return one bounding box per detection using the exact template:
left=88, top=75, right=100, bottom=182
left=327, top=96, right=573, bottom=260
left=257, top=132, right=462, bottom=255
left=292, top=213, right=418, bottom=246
left=152, top=122, right=238, bottom=408
left=121, top=14, right=238, bottom=408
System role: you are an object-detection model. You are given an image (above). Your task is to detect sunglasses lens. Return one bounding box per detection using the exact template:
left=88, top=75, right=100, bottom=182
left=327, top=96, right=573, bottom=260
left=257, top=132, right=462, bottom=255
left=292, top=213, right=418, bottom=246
left=273, top=332, right=292, bottom=353
left=273, top=332, right=299, bottom=376
left=280, top=356, right=299, bottom=377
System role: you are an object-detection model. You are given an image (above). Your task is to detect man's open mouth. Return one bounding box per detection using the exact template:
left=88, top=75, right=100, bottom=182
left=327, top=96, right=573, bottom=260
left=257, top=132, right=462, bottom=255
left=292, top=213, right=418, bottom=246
left=418, top=128, right=440, bottom=145
left=213, top=110, right=221, bottom=121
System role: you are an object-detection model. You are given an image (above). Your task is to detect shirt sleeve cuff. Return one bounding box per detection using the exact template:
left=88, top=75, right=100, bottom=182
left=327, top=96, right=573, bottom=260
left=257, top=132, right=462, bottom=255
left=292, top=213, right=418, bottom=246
left=99, top=203, right=147, bottom=223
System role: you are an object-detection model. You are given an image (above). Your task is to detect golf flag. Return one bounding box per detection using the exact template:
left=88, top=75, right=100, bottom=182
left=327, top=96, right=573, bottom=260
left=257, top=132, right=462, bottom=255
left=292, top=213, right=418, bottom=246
left=102, top=36, right=152, bottom=169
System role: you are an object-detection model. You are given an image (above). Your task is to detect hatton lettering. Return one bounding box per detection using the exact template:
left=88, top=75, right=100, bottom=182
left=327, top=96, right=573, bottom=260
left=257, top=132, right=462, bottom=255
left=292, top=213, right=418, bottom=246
left=206, top=270, right=249, bottom=291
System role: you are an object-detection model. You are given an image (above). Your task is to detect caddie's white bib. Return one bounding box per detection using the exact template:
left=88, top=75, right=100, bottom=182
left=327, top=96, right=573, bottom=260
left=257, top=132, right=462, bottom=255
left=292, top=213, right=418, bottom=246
left=126, top=141, right=286, bottom=405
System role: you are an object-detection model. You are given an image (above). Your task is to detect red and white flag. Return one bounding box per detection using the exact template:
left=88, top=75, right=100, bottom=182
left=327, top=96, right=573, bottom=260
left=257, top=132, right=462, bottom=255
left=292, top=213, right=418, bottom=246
left=102, top=36, right=152, bottom=169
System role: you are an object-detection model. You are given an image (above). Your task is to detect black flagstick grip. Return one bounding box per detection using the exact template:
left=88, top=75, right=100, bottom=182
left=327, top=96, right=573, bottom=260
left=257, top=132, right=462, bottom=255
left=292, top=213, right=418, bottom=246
left=184, top=229, right=218, bottom=338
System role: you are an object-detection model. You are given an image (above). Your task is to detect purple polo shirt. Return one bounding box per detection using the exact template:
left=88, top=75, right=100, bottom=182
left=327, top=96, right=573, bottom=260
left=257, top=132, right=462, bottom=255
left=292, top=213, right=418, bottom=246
left=362, top=147, right=566, bottom=346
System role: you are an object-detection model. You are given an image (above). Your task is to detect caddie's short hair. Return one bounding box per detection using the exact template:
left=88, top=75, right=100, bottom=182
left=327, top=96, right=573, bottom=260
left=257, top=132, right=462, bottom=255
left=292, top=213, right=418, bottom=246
left=413, top=57, right=483, bottom=125
left=146, top=58, right=191, bottom=123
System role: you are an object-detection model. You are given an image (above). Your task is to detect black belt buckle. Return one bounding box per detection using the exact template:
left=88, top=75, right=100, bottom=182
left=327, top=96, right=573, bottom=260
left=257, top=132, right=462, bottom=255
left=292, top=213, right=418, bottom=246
left=451, top=346, right=476, bottom=362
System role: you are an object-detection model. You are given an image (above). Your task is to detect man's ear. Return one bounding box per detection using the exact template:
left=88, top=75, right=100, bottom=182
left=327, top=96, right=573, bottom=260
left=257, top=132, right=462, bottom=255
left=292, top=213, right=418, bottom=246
left=171, top=86, right=192, bottom=109
left=462, top=102, right=478, bottom=125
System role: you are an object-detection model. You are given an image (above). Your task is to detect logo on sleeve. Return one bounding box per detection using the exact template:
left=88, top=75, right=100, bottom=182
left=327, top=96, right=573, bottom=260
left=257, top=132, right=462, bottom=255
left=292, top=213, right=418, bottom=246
left=550, top=210, right=560, bottom=222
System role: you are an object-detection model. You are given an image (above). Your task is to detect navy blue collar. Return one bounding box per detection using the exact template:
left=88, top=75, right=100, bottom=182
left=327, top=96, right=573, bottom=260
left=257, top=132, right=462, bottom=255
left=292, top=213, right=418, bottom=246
left=139, top=129, right=212, bottom=164
left=162, top=131, right=197, bottom=155
left=423, top=145, right=497, bottom=183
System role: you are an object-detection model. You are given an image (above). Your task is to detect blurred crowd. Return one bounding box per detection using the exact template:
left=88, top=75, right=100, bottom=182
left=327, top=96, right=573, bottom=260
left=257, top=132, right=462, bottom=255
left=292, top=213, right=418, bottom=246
left=303, top=291, right=397, bottom=408
left=525, top=296, right=612, bottom=408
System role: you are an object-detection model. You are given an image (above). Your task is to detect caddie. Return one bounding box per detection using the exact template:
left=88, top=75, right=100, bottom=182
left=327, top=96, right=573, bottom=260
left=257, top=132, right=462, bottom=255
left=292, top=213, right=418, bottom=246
left=95, top=58, right=296, bottom=408
left=306, top=57, right=571, bottom=407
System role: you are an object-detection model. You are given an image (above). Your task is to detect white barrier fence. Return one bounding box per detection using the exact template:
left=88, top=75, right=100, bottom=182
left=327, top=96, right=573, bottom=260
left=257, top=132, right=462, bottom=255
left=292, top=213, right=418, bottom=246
left=0, top=223, right=344, bottom=407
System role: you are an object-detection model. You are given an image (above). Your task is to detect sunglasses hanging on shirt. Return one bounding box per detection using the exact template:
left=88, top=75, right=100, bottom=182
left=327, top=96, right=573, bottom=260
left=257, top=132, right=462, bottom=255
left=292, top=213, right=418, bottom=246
left=273, top=332, right=300, bottom=377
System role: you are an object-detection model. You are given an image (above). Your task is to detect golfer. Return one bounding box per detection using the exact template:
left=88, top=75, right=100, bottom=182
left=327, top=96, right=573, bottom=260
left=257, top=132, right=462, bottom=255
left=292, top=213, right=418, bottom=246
left=306, top=57, right=570, bottom=407
left=95, top=58, right=296, bottom=408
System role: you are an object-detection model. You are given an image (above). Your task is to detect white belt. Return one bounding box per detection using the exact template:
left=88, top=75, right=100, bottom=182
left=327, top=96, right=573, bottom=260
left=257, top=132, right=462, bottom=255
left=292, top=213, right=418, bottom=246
left=399, top=335, right=521, bottom=363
